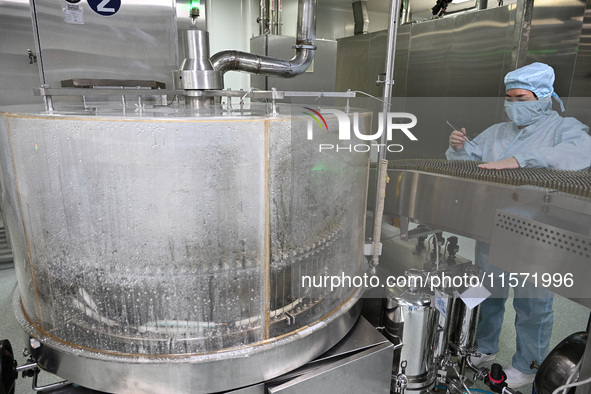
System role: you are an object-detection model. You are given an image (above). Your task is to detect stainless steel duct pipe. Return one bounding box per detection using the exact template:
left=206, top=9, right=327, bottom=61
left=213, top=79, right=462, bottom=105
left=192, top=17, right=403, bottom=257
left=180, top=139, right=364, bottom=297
left=211, top=0, right=316, bottom=79
left=353, top=0, right=369, bottom=35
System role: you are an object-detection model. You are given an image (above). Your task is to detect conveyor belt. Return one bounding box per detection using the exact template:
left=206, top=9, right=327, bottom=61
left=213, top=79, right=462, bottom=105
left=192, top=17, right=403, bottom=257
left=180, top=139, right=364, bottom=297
left=388, top=159, right=591, bottom=199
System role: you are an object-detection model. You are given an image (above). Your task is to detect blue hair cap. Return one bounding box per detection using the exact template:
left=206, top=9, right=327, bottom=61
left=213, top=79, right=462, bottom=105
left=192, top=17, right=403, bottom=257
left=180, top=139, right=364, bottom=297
left=504, top=62, right=565, bottom=111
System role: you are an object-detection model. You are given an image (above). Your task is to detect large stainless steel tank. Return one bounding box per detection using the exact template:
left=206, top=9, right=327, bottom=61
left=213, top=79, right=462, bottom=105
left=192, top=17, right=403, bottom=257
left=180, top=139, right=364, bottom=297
left=0, top=103, right=369, bottom=393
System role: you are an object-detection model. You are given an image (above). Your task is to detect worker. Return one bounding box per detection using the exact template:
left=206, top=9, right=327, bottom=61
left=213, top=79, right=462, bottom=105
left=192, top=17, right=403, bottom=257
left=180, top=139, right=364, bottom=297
left=445, top=62, right=591, bottom=388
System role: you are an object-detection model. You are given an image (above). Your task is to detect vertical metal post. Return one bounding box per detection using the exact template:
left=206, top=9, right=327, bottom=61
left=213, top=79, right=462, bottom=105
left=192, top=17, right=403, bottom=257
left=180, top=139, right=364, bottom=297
left=29, top=0, right=47, bottom=88
left=43, top=93, right=54, bottom=113
left=259, top=0, right=266, bottom=35
left=271, top=88, right=278, bottom=116
left=270, top=0, right=277, bottom=34
left=265, top=0, right=271, bottom=33
left=278, top=0, right=283, bottom=35
left=371, top=159, right=389, bottom=267
left=511, top=0, right=535, bottom=68
left=371, top=0, right=401, bottom=263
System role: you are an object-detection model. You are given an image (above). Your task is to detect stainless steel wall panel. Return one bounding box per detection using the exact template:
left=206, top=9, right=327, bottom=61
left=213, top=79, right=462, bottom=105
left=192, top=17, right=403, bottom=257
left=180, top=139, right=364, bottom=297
left=336, top=34, right=371, bottom=93
left=525, top=0, right=587, bottom=98
left=406, top=18, right=455, bottom=97
left=336, top=26, right=408, bottom=97
left=404, top=8, right=515, bottom=97
left=570, top=0, right=591, bottom=97
left=366, top=30, right=388, bottom=98
left=561, top=0, right=591, bottom=125
left=31, top=0, right=178, bottom=89
left=334, top=3, right=591, bottom=160
left=446, top=8, right=514, bottom=97
left=0, top=0, right=41, bottom=105
left=389, top=25, right=410, bottom=98
left=335, top=2, right=590, bottom=99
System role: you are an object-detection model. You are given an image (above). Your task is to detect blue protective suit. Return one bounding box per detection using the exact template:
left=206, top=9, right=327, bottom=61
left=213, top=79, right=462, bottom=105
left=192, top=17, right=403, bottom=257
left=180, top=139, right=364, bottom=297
left=446, top=102, right=591, bottom=170
left=445, top=104, right=591, bottom=374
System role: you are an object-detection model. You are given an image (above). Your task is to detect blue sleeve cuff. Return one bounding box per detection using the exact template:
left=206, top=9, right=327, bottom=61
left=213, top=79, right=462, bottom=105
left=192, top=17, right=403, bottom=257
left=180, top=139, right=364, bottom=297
left=446, top=146, right=471, bottom=161
left=512, top=152, right=546, bottom=168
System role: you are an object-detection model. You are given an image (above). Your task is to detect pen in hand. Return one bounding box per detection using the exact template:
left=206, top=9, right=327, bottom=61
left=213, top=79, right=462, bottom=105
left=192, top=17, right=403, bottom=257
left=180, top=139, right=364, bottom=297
left=446, top=120, right=478, bottom=147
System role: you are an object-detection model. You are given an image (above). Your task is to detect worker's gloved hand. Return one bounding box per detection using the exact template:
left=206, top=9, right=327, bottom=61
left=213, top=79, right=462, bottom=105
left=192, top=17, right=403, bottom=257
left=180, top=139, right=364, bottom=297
left=449, top=129, right=467, bottom=150
left=478, top=157, right=520, bottom=170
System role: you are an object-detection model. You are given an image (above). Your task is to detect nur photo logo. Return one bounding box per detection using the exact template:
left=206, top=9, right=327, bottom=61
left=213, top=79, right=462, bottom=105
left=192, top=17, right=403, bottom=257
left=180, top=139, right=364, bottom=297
left=303, top=107, right=419, bottom=152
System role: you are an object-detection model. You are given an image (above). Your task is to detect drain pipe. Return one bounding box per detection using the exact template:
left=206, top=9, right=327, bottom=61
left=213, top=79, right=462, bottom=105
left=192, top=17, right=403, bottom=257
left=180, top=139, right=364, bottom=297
left=211, top=0, right=316, bottom=79
left=371, top=0, right=402, bottom=268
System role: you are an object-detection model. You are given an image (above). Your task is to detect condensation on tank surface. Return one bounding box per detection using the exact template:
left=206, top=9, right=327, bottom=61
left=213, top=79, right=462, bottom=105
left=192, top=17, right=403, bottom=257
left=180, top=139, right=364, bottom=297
left=0, top=103, right=369, bottom=356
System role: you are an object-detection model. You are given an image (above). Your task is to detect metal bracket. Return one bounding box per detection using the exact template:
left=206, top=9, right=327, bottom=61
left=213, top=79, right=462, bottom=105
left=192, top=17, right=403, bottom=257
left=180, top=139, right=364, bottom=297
left=364, top=242, right=382, bottom=256
left=271, top=87, right=279, bottom=116
left=398, top=216, right=410, bottom=241
left=33, top=87, right=357, bottom=116
left=376, top=73, right=394, bottom=86
left=285, top=312, right=296, bottom=325
left=27, top=49, right=37, bottom=64
left=31, top=367, right=71, bottom=392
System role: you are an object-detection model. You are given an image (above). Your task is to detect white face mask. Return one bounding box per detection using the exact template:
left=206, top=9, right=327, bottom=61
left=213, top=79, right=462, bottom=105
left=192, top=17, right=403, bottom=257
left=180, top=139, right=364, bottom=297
left=503, top=100, right=544, bottom=127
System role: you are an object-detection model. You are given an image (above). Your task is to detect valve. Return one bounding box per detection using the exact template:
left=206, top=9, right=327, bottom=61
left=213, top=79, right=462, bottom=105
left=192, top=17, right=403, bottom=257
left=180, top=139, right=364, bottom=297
left=392, top=360, right=409, bottom=394
left=484, top=363, right=523, bottom=394
left=485, top=363, right=507, bottom=393
left=446, top=236, right=459, bottom=258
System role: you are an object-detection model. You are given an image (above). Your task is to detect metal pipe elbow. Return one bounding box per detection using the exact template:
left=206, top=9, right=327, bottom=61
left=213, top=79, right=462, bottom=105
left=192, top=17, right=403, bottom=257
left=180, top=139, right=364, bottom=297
left=210, top=48, right=315, bottom=78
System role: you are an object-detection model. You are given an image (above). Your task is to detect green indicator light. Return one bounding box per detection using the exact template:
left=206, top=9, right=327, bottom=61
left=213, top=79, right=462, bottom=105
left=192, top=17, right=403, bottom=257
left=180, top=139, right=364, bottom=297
left=190, top=0, right=200, bottom=19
